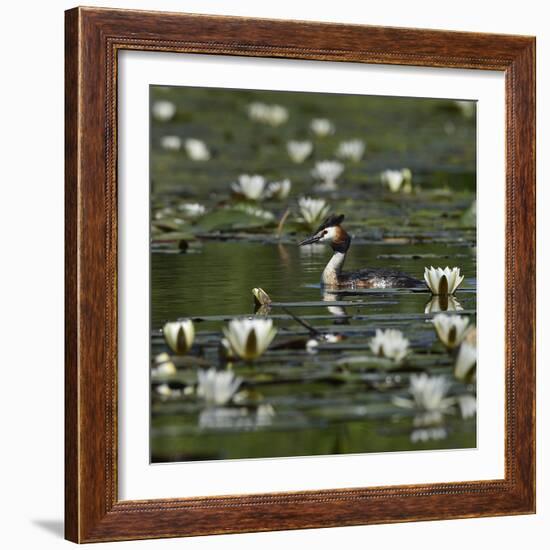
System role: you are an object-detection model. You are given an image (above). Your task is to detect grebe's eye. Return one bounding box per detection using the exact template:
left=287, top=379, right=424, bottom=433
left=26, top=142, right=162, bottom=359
left=322, top=230, right=328, bottom=236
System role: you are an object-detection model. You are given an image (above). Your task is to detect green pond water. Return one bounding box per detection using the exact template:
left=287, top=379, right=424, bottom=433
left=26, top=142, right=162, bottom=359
left=149, top=85, right=477, bottom=462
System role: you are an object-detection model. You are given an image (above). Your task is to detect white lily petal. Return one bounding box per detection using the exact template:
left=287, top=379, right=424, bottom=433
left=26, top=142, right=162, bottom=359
left=223, top=318, right=277, bottom=361
left=455, top=341, right=477, bottom=381
left=163, top=320, right=195, bottom=355
left=369, top=329, right=409, bottom=363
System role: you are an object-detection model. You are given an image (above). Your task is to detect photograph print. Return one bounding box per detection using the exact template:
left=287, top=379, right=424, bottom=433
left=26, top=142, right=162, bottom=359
left=149, top=85, right=477, bottom=463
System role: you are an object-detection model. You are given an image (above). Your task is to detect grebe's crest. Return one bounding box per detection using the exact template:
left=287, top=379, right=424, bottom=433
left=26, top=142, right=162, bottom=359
left=314, top=214, right=345, bottom=233
left=298, top=213, right=350, bottom=252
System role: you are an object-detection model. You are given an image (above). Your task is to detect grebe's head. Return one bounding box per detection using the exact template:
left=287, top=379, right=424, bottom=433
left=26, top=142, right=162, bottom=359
left=298, top=214, right=351, bottom=252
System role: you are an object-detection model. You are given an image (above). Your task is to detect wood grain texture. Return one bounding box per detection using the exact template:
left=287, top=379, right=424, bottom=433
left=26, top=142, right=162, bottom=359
left=64, top=6, right=536, bottom=543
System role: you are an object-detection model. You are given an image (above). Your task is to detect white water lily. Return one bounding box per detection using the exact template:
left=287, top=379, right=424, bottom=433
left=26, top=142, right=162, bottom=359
left=223, top=318, right=277, bottom=361
left=163, top=319, right=195, bottom=355
left=336, top=139, right=365, bottom=162
left=197, top=368, right=242, bottom=406
left=310, top=118, right=334, bottom=136
left=160, top=135, right=182, bottom=151
left=298, top=197, right=330, bottom=227
left=462, top=200, right=476, bottom=223
left=455, top=340, right=477, bottom=382
left=311, top=161, right=344, bottom=187
left=380, top=168, right=412, bottom=193
left=152, top=352, right=176, bottom=376
left=184, top=138, right=210, bottom=161
left=256, top=403, right=276, bottom=425
left=412, top=410, right=445, bottom=427
left=155, top=206, right=175, bottom=220
left=394, top=374, right=455, bottom=413
left=457, top=394, right=477, bottom=419
left=247, top=102, right=288, bottom=126
left=265, top=105, right=289, bottom=126
left=266, top=179, right=292, bottom=200
left=287, top=140, right=313, bottom=163
left=432, top=314, right=470, bottom=349
left=220, top=337, right=236, bottom=360
left=424, top=266, right=465, bottom=295
left=369, top=328, right=410, bottom=363
left=424, top=295, right=463, bottom=314
left=247, top=102, right=268, bottom=121
left=178, top=202, right=206, bottom=217
left=231, top=174, right=267, bottom=201
left=152, top=100, right=176, bottom=122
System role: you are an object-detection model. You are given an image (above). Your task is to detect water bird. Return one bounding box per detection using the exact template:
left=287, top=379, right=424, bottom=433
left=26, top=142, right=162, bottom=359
left=298, top=214, right=421, bottom=288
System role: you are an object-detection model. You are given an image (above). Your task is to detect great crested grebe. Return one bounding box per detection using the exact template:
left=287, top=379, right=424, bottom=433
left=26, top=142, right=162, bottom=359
left=298, top=214, right=421, bottom=289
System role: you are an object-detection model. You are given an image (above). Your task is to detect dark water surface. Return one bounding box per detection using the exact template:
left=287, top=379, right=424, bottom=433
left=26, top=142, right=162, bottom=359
left=151, top=241, right=476, bottom=462
left=152, top=241, right=476, bottom=323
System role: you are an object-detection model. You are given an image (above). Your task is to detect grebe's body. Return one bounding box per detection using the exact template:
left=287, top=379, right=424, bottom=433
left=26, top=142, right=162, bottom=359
left=299, top=214, right=420, bottom=289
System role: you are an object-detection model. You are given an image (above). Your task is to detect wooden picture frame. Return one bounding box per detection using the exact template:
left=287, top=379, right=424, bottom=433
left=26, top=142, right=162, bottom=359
left=65, top=6, right=536, bottom=543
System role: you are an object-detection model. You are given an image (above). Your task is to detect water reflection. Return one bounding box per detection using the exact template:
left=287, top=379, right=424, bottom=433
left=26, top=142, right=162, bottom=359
left=410, top=427, right=447, bottom=443
left=424, top=294, right=463, bottom=313
left=151, top=242, right=475, bottom=325
left=198, top=404, right=275, bottom=430
left=322, top=290, right=349, bottom=324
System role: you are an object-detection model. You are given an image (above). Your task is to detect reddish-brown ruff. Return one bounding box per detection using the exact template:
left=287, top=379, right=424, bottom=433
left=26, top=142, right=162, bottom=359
left=329, top=225, right=351, bottom=253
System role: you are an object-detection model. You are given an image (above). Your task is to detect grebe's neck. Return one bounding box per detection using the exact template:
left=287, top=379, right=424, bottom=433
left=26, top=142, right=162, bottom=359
left=321, top=226, right=351, bottom=286
left=322, top=251, right=346, bottom=286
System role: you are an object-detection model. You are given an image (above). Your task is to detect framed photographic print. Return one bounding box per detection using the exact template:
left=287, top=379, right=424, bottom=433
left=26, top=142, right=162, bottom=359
left=65, top=6, right=536, bottom=543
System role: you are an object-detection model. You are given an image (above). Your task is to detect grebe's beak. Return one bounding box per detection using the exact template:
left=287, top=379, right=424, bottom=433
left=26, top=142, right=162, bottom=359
left=298, top=233, right=322, bottom=246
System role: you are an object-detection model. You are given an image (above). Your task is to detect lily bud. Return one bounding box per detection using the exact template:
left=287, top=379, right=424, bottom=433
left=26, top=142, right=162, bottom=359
left=252, top=287, right=272, bottom=307
left=163, top=319, right=195, bottom=355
